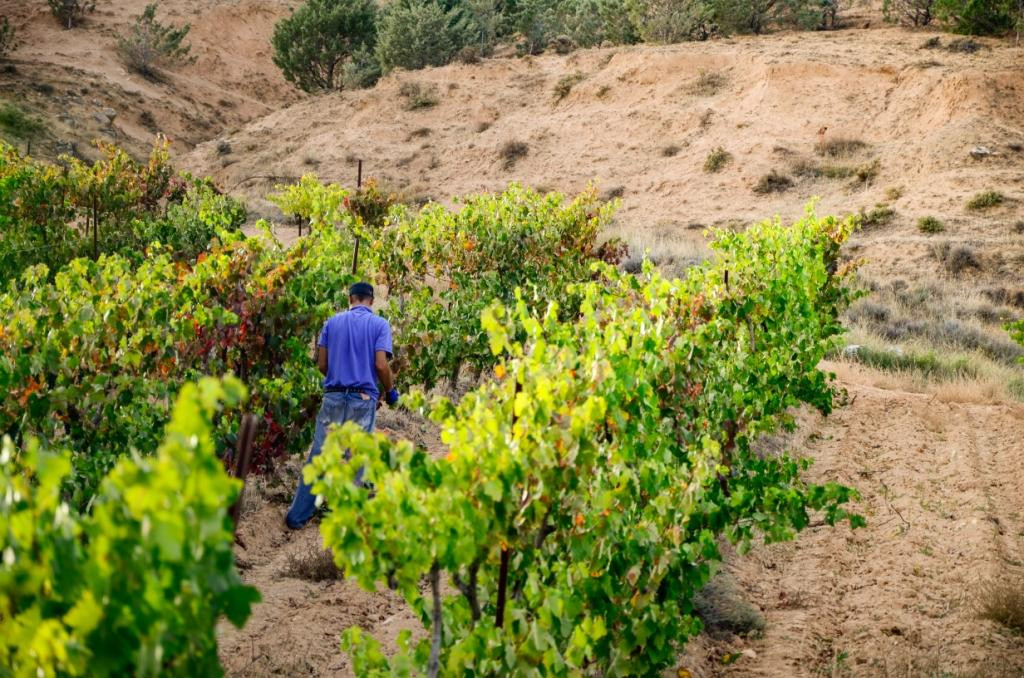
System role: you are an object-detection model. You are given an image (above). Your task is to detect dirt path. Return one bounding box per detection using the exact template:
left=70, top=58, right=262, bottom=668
left=682, top=377, right=1024, bottom=677
left=220, top=375, right=1024, bottom=676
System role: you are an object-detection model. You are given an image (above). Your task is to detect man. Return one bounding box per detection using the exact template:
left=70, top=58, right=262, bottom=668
left=285, top=281, right=398, bottom=529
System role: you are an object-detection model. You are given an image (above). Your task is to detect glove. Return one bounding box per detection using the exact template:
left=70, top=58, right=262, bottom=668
left=385, top=388, right=400, bottom=406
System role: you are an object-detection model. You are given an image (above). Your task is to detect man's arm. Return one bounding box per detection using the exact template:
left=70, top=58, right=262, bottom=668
left=375, top=350, right=393, bottom=392
left=317, top=346, right=328, bottom=376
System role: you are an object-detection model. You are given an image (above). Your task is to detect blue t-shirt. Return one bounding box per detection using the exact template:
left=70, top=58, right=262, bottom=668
left=318, top=306, right=393, bottom=399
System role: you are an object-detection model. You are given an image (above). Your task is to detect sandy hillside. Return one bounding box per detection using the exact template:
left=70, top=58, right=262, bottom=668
left=0, top=0, right=299, bottom=159
left=220, top=367, right=1024, bottom=677
left=186, top=28, right=1022, bottom=239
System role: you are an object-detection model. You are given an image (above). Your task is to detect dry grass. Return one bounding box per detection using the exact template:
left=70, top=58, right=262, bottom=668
left=604, top=222, right=711, bottom=280
left=398, top=81, right=439, bottom=110
left=499, top=140, right=528, bottom=169
left=282, top=543, right=341, bottom=582
left=687, top=70, right=727, bottom=96
left=815, top=137, right=867, bottom=158
left=975, top=576, right=1024, bottom=631
left=753, top=170, right=792, bottom=194
left=838, top=275, right=1024, bottom=401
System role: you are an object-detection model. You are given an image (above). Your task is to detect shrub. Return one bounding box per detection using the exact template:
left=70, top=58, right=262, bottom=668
left=499, top=140, right=528, bottom=169
left=662, top=144, right=682, bottom=157
left=918, top=215, right=944, bottom=233
left=714, top=0, right=831, bottom=33
left=271, top=0, right=377, bottom=92
left=48, top=0, right=95, bottom=28
left=398, top=81, right=439, bottom=110
left=375, top=0, right=469, bottom=72
left=0, top=103, right=46, bottom=141
left=934, top=0, right=1014, bottom=34
left=548, top=34, right=577, bottom=53
left=704, top=146, right=731, bottom=172
left=884, top=0, right=937, bottom=25
left=553, top=71, right=585, bottom=101
left=855, top=159, right=880, bottom=183
left=859, top=203, right=896, bottom=227
left=116, top=3, right=194, bottom=79
left=0, top=16, right=14, bottom=58
left=815, top=136, right=867, bottom=157
left=341, top=46, right=382, bottom=89
left=753, top=170, right=792, bottom=194
left=631, top=0, right=717, bottom=42
left=461, top=0, right=502, bottom=55
left=933, top=242, right=981, bottom=275
left=966, top=190, right=1005, bottom=210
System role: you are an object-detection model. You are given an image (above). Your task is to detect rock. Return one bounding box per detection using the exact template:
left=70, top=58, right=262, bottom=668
left=842, top=344, right=861, bottom=357
left=101, top=107, right=117, bottom=122
left=92, top=111, right=110, bottom=126
left=969, top=146, right=995, bottom=159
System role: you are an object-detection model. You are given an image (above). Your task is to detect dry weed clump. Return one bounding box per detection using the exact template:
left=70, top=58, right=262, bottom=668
left=703, top=147, right=731, bottom=172
left=687, top=70, right=727, bottom=96
left=399, top=81, right=439, bottom=110
left=283, top=543, right=341, bottom=582
left=499, top=140, right=528, bottom=169
left=553, top=72, right=585, bottom=101
left=692, top=572, right=765, bottom=637
left=975, top=576, right=1024, bottom=631
left=815, top=137, right=867, bottom=158
left=933, top=242, right=981, bottom=276
left=753, top=170, right=792, bottom=194
left=661, top=144, right=681, bottom=157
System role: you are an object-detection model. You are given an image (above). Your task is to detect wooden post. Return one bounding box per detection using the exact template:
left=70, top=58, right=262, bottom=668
left=229, top=413, right=259, bottom=538
left=351, top=159, right=363, bottom=276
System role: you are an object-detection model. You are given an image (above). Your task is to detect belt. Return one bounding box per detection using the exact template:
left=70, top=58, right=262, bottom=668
left=324, top=386, right=365, bottom=394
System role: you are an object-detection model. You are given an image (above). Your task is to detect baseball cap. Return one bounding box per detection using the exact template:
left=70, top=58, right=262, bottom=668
left=349, top=281, right=374, bottom=298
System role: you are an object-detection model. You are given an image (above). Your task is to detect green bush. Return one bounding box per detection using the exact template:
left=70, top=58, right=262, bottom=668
left=376, top=0, right=469, bottom=72
left=704, top=146, right=732, bottom=172
left=0, top=16, right=15, bottom=58
left=0, top=377, right=258, bottom=676
left=917, top=215, right=944, bottom=233
left=116, top=3, right=194, bottom=79
left=271, top=0, right=377, bottom=92
left=0, top=104, right=46, bottom=143
left=631, top=0, right=717, bottom=41
left=966, top=190, right=1005, bottom=210
left=934, top=0, right=1015, bottom=34
left=883, top=0, right=937, bottom=24
left=48, top=0, right=95, bottom=28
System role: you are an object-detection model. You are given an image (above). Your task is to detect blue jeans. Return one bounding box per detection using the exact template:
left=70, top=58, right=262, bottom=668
left=286, top=391, right=377, bottom=529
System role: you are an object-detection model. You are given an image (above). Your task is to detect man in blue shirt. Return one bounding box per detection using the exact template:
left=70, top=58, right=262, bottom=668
left=286, top=281, right=398, bottom=529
